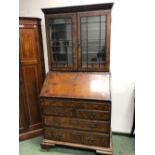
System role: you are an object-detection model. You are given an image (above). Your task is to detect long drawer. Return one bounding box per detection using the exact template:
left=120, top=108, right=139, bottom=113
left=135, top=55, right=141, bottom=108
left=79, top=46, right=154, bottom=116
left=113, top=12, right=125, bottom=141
left=41, top=100, right=111, bottom=111
left=43, top=116, right=110, bottom=133
left=44, top=127, right=110, bottom=147
left=41, top=100, right=111, bottom=121
left=42, top=106, right=110, bottom=121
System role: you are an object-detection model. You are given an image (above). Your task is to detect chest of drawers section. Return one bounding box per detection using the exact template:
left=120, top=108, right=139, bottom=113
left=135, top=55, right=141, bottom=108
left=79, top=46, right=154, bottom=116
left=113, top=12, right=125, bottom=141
left=40, top=99, right=111, bottom=148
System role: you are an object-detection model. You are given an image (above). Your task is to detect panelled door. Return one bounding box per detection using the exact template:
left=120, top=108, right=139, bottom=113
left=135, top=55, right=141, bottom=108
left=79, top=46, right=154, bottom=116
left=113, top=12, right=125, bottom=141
left=19, top=23, right=42, bottom=133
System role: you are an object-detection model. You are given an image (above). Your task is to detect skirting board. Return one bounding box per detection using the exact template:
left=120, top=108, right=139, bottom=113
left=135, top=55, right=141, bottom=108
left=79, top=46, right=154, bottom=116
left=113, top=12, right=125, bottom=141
left=19, top=128, right=43, bottom=141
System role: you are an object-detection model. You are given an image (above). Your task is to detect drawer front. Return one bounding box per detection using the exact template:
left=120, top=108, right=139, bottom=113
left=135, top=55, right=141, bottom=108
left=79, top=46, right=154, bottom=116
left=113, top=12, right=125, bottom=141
left=42, top=106, right=110, bottom=121
left=43, top=106, right=75, bottom=117
left=44, top=127, right=110, bottom=147
left=43, top=116, right=110, bottom=133
left=76, top=109, right=110, bottom=121
left=41, top=100, right=111, bottom=111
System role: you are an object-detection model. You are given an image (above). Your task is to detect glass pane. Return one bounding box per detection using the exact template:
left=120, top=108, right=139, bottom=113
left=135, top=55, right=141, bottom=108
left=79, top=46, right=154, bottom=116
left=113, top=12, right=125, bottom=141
left=81, top=23, right=87, bottom=40
left=52, top=53, right=67, bottom=64
left=80, top=15, right=106, bottom=67
left=87, top=16, right=100, bottom=23
left=88, top=22, right=100, bottom=40
left=51, top=24, right=72, bottom=40
left=67, top=53, right=72, bottom=65
left=48, top=18, right=73, bottom=66
left=53, top=18, right=71, bottom=24
left=81, top=16, right=106, bottom=23
left=101, top=16, right=106, bottom=22
left=82, top=53, right=87, bottom=65
left=81, top=17, right=86, bottom=23
left=88, top=53, right=98, bottom=64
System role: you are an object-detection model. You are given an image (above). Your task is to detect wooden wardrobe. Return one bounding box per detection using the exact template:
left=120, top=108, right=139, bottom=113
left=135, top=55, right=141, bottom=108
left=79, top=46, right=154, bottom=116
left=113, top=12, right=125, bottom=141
left=19, top=17, right=45, bottom=140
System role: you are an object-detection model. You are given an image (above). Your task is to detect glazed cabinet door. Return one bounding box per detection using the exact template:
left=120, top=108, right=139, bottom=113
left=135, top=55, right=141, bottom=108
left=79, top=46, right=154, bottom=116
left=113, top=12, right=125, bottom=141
left=77, top=11, right=111, bottom=71
left=45, top=13, right=77, bottom=71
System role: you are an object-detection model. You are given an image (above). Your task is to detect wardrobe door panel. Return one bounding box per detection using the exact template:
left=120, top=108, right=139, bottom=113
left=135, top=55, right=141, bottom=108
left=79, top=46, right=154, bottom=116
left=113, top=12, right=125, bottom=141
left=19, top=28, right=37, bottom=61
left=22, top=64, right=42, bottom=129
left=19, top=81, right=29, bottom=133
left=19, top=61, right=29, bottom=133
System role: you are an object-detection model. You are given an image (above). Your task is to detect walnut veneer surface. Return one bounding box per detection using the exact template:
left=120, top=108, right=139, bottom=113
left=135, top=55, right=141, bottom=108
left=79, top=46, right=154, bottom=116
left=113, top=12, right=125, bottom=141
left=40, top=72, right=110, bottom=101
left=40, top=72, right=112, bottom=154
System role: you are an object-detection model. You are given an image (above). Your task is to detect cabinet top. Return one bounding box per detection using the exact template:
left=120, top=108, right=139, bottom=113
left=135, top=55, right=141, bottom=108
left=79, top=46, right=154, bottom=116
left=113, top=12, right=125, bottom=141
left=40, top=72, right=111, bottom=101
left=19, top=17, right=42, bottom=25
left=42, top=3, right=113, bottom=14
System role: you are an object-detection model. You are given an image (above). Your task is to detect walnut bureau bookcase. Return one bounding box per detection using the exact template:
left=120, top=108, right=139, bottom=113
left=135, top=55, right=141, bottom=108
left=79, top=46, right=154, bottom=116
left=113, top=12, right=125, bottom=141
left=40, top=3, right=113, bottom=155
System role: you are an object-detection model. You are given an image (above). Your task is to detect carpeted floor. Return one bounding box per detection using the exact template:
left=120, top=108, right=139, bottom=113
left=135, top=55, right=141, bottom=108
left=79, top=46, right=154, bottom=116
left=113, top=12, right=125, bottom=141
left=19, top=134, right=135, bottom=155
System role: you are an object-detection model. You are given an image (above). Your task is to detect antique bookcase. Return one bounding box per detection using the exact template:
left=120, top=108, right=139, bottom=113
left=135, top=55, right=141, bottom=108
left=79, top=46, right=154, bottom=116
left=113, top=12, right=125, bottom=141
left=40, top=3, right=113, bottom=155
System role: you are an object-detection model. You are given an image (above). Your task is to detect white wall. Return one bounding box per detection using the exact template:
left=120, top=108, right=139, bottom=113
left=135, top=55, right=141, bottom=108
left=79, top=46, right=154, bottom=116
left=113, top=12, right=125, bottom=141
left=19, top=0, right=135, bottom=133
